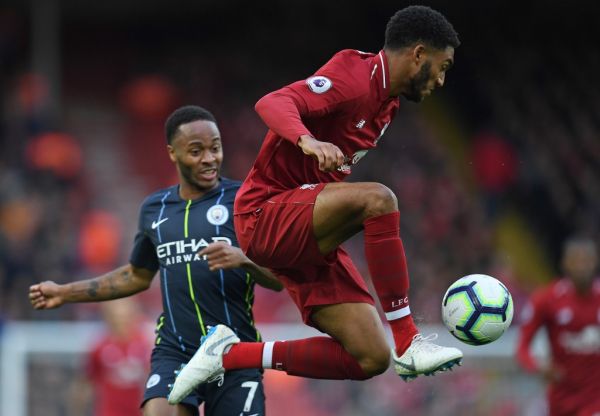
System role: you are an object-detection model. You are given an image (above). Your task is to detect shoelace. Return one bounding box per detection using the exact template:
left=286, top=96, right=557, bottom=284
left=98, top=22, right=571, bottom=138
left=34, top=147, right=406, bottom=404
left=207, top=373, right=225, bottom=387
left=411, top=333, right=442, bottom=352
left=412, top=333, right=438, bottom=342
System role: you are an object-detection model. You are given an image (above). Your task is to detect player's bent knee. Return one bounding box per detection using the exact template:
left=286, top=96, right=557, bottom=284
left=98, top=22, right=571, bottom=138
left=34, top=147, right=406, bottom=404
left=363, top=183, right=398, bottom=218
left=357, top=346, right=391, bottom=377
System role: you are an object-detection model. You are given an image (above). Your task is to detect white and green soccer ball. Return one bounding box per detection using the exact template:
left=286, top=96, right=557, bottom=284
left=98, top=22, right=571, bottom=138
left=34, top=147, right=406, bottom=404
left=441, top=274, right=514, bottom=345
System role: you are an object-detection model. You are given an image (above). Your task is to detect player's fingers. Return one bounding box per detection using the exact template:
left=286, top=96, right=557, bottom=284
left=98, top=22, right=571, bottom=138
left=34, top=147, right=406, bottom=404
left=199, top=242, right=228, bottom=256
left=207, top=261, right=223, bottom=271
left=198, top=246, right=215, bottom=256
left=322, top=150, right=334, bottom=171
left=315, top=152, right=326, bottom=171
left=335, top=148, right=345, bottom=167
left=29, top=293, right=42, bottom=302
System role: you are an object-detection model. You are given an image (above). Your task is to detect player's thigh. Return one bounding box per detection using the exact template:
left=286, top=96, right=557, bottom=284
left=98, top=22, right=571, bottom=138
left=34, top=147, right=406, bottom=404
left=311, top=302, right=390, bottom=364
left=204, top=369, right=265, bottom=416
left=142, top=397, right=195, bottom=416
left=313, top=182, right=397, bottom=254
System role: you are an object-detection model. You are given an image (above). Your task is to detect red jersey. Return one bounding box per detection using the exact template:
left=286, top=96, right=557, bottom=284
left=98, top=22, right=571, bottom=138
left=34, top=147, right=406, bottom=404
left=235, top=49, right=400, bottom=214
left=516, top=278, right=600, bottom=416
left=86, top=329, right=150, bottom=416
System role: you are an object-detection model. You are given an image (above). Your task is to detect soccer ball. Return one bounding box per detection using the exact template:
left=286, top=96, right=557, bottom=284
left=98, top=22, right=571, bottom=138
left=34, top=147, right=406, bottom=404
left=441, top=274, right=514, bottom=345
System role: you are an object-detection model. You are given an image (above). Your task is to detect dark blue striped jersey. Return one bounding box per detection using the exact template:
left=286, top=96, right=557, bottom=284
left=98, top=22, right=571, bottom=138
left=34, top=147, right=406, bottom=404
left=130, top=178, right=260, bottom=353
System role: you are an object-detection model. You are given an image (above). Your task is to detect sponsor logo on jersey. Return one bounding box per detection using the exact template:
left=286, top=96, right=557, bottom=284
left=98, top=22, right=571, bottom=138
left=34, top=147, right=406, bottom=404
left=299, top=184, right=317, bottom=190
left=355, top=119, right=366, bottom=129
left=559, top=325, right=600, bottom=354
left=337, top=150, right=370, bottom=174
left=157, top=236, right=232, bottom=265
left=206, top=204, right=229, bottom=226
left=146, top=373, right=161, bottom=389
left=352, top=150, right=369, bottom=165
left=306, top=76, right=332, bottom=94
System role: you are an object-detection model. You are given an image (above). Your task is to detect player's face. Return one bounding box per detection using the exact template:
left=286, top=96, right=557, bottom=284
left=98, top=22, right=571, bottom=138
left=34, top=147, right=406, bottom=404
left=168, top=119, right=223, bottom=193
left=403, top=46, right=454, bottom=102
left=563, top=243, right=598, bottom=285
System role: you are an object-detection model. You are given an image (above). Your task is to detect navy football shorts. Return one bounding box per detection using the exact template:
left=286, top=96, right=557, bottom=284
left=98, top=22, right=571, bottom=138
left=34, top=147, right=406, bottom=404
left=142, top=344, right=266, bottom=416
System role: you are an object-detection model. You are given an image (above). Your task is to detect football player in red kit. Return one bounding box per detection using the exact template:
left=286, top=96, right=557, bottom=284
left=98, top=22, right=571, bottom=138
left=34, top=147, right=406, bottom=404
left=170, top=6, right=463, bottom=402
left=517, top=237, right=600, bottom=416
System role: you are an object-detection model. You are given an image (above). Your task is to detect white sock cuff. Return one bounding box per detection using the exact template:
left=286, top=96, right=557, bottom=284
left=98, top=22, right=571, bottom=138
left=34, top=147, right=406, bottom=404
left=385, top=306, right=411, bottom=321
left=262, top=341, right=275, bottom=369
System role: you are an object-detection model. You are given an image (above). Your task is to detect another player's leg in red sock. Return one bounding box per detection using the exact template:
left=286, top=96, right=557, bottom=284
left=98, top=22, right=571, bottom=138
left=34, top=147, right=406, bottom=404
left=222, top=342, right=265, bottom=370
left=363, top=211, right=419, bottom=355
left=222, top=338, right=369, bottom=380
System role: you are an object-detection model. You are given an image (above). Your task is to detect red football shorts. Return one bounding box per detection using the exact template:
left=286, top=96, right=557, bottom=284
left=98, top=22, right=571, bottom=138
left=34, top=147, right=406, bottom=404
left=234, top=183, right=374, bottom=326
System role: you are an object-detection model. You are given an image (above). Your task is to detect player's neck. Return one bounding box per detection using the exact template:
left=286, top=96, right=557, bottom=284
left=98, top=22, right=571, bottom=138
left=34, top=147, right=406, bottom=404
left=178, top=181, right=218, bottom=201
left=384, top=49, right=410, bottom=98
left=573, top=280, right=592, bottom=295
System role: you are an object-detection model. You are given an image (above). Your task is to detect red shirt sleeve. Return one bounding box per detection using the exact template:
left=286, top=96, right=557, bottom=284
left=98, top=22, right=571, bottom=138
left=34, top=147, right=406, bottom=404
left=254, top=51, right=369, bottom=145
left=516, top=290, right=548, bottom=372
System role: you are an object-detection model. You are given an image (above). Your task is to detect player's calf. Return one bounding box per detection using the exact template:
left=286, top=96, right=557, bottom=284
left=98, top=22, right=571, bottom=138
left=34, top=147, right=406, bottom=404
left=355, top=346, right=391, bottom=377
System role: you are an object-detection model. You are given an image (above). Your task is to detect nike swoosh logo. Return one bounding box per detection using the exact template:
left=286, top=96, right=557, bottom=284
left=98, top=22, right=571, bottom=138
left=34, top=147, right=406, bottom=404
left=151, top=218, right=168, bottom=229
left=206, top=335, right=237, bottom=356
left=396, top=357, right=416, bottom=372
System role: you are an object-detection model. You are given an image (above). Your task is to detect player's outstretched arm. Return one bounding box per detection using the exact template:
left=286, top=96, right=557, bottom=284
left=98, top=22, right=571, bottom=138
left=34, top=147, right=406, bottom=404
left=28, top=264, right=156, bottom=309
left=199, top=242, right=283, bottom=291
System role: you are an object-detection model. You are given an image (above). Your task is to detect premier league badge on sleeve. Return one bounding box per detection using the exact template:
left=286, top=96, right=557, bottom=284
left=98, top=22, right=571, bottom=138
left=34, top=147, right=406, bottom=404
left=206, top=204, right=229, bottom=226
left=306, top=76, right=332, bottom=94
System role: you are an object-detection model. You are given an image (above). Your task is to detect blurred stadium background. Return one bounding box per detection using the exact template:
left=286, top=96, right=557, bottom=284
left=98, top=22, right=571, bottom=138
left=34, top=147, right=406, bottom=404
left=1, top=1, right=599, bottom=415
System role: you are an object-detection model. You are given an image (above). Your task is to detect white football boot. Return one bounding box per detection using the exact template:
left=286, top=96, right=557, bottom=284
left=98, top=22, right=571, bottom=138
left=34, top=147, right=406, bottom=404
left=393, top=334, right=463, bottom=381
left=168, top=325, right=240, bottom=404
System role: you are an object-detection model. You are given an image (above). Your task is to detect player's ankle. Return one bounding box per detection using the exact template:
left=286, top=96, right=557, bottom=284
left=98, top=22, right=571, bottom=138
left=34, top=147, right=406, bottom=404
left=389, top=317, right=419, bottom=356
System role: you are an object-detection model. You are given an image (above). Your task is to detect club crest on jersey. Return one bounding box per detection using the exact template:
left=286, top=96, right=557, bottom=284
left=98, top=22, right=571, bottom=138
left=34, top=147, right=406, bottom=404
left=206, top=204, right=229, bottom=226
left=146, top=374, right=160, bottom=389
left=306, top=76, right=332, bottom=94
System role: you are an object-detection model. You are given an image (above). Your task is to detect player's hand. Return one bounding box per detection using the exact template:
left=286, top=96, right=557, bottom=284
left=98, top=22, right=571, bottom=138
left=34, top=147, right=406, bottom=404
left=297, top=135, right=345, bottom=172
left=29, top=281, right=66, bottom=309
left=198, top=242, right=249, bottom=271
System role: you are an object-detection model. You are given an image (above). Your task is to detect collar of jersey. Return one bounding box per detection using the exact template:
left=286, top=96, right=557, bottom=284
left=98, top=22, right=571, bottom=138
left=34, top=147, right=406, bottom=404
left=169, top=177, right=230, bottom=203
left=372, top=50, right=392, bottom=102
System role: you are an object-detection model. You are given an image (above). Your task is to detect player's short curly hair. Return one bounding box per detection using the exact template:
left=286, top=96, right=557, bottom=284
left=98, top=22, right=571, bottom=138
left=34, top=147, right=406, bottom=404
left=384, top=5, right=460, bottom=51
left=165, top=105, right=217, bottom=144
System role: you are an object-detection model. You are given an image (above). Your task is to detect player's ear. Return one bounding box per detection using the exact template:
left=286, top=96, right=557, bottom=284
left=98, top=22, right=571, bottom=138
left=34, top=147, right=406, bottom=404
left=167, top=145, right=177, bottom=163
left=412, top=44, right=426, bottom=65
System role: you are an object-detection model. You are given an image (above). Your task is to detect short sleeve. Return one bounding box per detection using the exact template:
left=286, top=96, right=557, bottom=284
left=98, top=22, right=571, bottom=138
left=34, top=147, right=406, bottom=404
left=129, top=204, right=159, bottom=272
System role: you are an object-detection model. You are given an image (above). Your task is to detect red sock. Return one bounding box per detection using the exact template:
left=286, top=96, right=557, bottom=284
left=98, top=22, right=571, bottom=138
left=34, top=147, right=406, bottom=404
left=270, top=337, right=370, bottom=380
left=223, top=343, right=264, bottom=370
left=222, top=338, right=369, bottom=380
left=364, top=211, right=419, bottom=355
